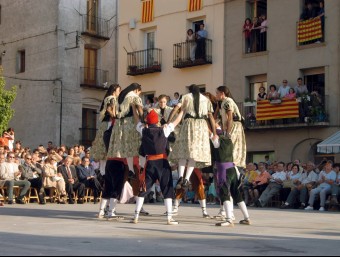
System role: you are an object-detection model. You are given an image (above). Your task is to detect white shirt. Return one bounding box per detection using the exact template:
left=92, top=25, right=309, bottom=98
left=270, top=171, right=286, bottom=183
left=278, top=85, right=291, bottom=98
left=299, top=170, right=318, bottom=185
left=136, top=122, right=175, bottom=138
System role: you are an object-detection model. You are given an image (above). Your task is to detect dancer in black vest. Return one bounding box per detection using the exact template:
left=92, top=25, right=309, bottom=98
left=132, top=109, right=183, bottom=225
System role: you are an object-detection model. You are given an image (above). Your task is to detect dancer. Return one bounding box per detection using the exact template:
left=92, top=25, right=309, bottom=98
left=132, top=109, right=183, bottom=225
left=168, top=84, right=217, bottom=217
left=107, top=83, right=144, bottom=178
left=214, top=86, right=250, bottom=227
left=91, top=84, right=121, bottom=175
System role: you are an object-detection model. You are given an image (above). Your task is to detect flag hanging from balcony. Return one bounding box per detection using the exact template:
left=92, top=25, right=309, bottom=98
left=297, top=17, right=323, bottom=43
left=142, top=0, right=154, bottom=23
left=188, top=0, right=202, bottom=12
left=256, top=99, right=299, bottom=121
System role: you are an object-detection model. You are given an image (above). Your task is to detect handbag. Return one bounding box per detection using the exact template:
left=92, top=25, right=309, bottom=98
left=283, top=180, right=295, bottom=189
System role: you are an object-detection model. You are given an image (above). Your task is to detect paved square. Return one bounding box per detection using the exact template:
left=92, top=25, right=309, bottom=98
left=0, top=203, right=339, bottom=256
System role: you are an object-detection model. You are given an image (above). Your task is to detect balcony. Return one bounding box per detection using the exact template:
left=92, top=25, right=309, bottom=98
left=296, top=17, right=325, bottom=48
left=80, top=67, right=108, bottom=90
left=81, top=15, right=110, bottom=40
left=79, top=128, right=97, bottom=148
left=173, top=39, right=212, bottom=68
left=237, top=95, right=330, bottom=130
left=127, top=48, right=162, bottom=76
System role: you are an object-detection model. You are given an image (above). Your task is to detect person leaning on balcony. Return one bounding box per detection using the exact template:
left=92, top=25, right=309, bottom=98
left=186, top=29, right=196, bottom=62
left=243, top=18, right=253, bottom=53
left=285, top=88, right=297, bottom=100
left=305, top=161, right=336, bottom=211
left=295, top=78, right=309, bottom=122
left=258, top=14, right=267, bottom=52
left=195, top=23, right=208, bottom=60
left=257, top=86, right=267, bottom=101
left=278, top=80, right=291, bottom=99
left=300, top=2, right=317, bottom=21
left=267, top=85, right=280, bottom=100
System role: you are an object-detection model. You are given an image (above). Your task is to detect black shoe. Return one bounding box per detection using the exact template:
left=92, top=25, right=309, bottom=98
left=128, top=170, right=137, bottom=180
left=16, top=198, right=26, bottom=204
left=68, top=200, right=75, bottom=204
left=280, top=204, right=290, bottom=209
left=94, top=198, right=99, bottom=204
left=7, top=200, right=14, bottom=205
left=175, top=177, right=184, bottom=190
left=255, top=200, right=262, bottom=208
left=77, top=199, right=84, bottom=204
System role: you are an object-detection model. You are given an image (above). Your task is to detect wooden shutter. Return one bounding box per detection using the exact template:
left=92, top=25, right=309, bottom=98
left=84, top=48, right=97, bottom=85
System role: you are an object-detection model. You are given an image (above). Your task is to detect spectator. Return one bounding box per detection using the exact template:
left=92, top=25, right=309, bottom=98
left=300, top=2, right=317, bottom=21
left=330, top=163, right=340, bottom=205
left=6, top=128, right=15, bottom=151
left=144, top=98, right=153, bottom=111
left=19, top=154, right=45, bottom=204
left=267, top=85, right=280, bottom=100
left=76, top=157, right=102, bottom=204
left=184, top=184, right=196, bottom=204
left=43, top=156, right=66, bottom=204
left=280, top=164, right=302, bottom=203
left=249, top=162, right=271, bottom=206
left=243, top=18, right=253, bottom=53
left=295, top=78, right=309, bottom=97
left=259, top=14, right=267, bottom=52
left=305, top=161, right=336, bottom=211
left=295, top=78, right=309, bottom=122
left=317, top=1, right=325, bottom=42
left=256, top=162, right=287, bottom=207
left=0, top=131, right=12, bottom=148
left=285, top=88, right=297, bottom=100
left=0, top=153, right=31, bottom=204
left=243, top=163, right=259, bottom=206
left=257, top=86, right=267, bottom=101
left=58, top=156, right=85, bottom=204
left=278, top=80, right=291, bottom=99
left=264, top=155, right=271, bottom=166
left=251, top=17, right=261, bottom=52
left=47, top=141, right=54, bottom=153
left=170, top=92, right=180, bottom=107
left=186, top=29, right=196, bottom=61
left=195, top=23, right=208, bottom=60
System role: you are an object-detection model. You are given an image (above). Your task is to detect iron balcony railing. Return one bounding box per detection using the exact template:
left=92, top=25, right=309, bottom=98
left=127, top=48, right=162, bottom=76
left=79, top=128, right=97, bottom=148
left=173, top=39, right=212, bottom=68
left=237, top=94, right=329, bottom=129
left=80, top=67, right=108, bottom=89
left=81, top=15, right=110, bottom=40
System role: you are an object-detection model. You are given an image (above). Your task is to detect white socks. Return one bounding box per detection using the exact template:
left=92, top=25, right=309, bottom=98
left=164, top=198, right=173, bottom=221
left=127, top=157, right=135, bottom=173
left=99, top=160, right=106, bottom=176
left=238, top=201, right=250, bottom=220
left=178, top=159, right=186, bottom=178
left=134, top=197, right=145, bottom=220
left=223, top=200, right=234, bottom=222
left=185, top=159, right=196, bottom=180
left=109, top=198, right=118, bottom=215
left=199, top=199, right=208, bottom=215
left=100, top=198, right=108, bottom=211
left=139, top=156, right=146, bottom=168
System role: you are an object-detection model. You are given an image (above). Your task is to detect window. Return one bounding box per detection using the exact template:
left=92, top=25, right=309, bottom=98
left=246, top=74, right=267, bottom=101
left=145, top=31, right=156, bottom=66
left=193, top=20, right=204, bottom=33
left=247, top=151, right=275, bottom=165
left=84, top=47, right=97, bottom=85
left=302, top=67, right=325, bottom=95
left=81, top=108, right=97, bottom=147
left=142, top=92, right=155, bottom=105
left=246, top=0, right=267, bottom=19
left=16, top=50, right=25, bottom=73
left=87, top=0, right=99, bottom=33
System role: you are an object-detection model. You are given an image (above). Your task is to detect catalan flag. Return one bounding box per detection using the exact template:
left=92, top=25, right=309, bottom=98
left=188, top=0, right=202, bottom=12
left=142, top=0, right=154, bottom=23
left=298, top=17, right=323, bottom=43
left=256, top=99, right=299, bottom=121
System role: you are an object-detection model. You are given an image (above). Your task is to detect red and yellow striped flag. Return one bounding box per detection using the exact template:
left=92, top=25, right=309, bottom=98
left=298, top=17, right=323, bottom=43
left=256, top=99, right=299, bottom=121
left=142, top=0, right=154, bottom=23
left=188, top=0, right=202, bottom=12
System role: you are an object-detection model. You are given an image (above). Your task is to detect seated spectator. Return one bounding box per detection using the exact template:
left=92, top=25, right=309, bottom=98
left=330, top=163, right=340, bottom=205
left=243, top=163, right=259, bottom=206
left=76, top=157, right=102, bottom=204
left=0, top=153, right=31, bottom=204
left=249, top=162, right=271, bottom=206
left=43, top=156, right=66, bottom=204
left=58, top=156, right=85, bottom=204
left=281, top=161, right=318, bottom=209
left=278, top=80, right=291, bottom=99
left=305, top=161, right=337, bottom=211
left=280, top=164, right=302, bottom=203
left=184, top=184, right=196, bottom=204
left=285, top=88, right=297, bottom=100
left=267, top=85, right=280, bottom=100
left=19, top=154, right=45, bottom=204
left=256, top=162, right=287, bottom=207
left=170, top=92, right=180, bottom=107
left=257, top=86, right=267, bottom=101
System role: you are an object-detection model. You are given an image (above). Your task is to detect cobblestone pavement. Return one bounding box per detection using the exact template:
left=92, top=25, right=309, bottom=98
left=0, top=203, right=339, bottom=256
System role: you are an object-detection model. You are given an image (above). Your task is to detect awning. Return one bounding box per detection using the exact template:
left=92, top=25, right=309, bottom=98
left=317, top=131, right=340, bottom=154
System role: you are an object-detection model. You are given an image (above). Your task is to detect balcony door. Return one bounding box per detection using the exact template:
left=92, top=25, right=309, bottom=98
left=82, top=108, right=97, bottom=147
left=145, top=31, right=155, bottom=67
left=84, top=47, right=97, bottom=85
left=87, top=0, right=99, bottom=33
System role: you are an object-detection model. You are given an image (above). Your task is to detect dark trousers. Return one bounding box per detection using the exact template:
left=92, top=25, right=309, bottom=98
left=286, top=186, right=309, bottom=206
left=83, top=178, right=102, bottom=199
left=219, top=167, right=243, bottom=203
left=66, top=182, right=85, bottom=198
left=28, top=177, right=44, bottom=194
left=102, top=160, right=125, bottom=199
left=139, top=159, right=173, bottom=199
left=195, top=38, right=206, bottom=60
